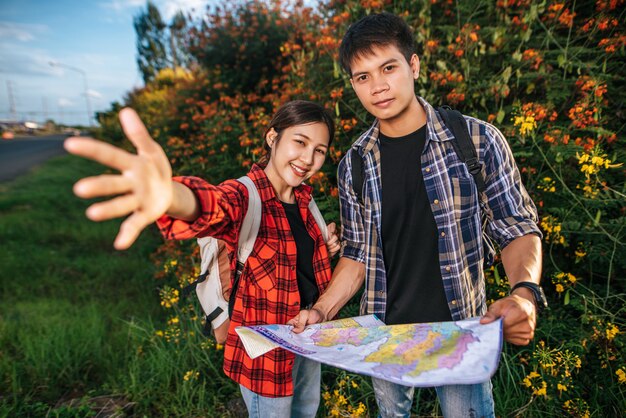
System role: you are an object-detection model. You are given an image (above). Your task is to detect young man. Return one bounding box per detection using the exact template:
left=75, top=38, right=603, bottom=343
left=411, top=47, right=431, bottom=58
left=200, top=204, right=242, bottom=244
left=290, top=12, right=544, bottom=417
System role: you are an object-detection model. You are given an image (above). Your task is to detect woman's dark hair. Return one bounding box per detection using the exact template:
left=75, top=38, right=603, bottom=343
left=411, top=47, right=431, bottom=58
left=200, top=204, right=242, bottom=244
left=259, top=100, right=335, bottom=164
left=339, top=12, right=416, bottom=76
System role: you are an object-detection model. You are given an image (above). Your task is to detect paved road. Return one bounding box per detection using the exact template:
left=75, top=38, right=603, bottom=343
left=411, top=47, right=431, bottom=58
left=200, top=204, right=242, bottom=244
left=0, top=135, right=68, bottom=182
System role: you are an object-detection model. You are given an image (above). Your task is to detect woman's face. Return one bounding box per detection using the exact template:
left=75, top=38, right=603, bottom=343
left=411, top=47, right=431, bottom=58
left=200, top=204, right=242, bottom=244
left=264, top=121, right=329, bottom=201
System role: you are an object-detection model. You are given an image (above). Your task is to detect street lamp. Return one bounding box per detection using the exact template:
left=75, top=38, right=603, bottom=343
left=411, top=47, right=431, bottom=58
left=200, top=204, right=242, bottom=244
left=49, top=61, right=93, bottom=127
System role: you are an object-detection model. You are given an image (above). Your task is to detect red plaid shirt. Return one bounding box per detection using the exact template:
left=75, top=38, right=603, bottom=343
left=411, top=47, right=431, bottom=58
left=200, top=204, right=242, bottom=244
left=157, top=164, right=332, bottom=397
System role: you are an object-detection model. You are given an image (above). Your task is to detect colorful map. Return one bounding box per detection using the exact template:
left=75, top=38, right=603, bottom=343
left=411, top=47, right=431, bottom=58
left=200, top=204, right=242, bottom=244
left=236, top=315, right=502, bottom=386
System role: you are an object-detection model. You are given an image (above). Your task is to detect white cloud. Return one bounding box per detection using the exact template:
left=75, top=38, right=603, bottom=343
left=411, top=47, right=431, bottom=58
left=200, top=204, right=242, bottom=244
left=0, top=43, right=57, bottom=76
left=58, top=98, right=74, bottom=107
left=160, top=0, right=208, bottom=20
left=87, top=89, right=103, bottom=99
left=99, top=0, right=210, bottom=22
left=99, top=0, right=145, bottom=13
left=0, top=21, right=47, bottom=42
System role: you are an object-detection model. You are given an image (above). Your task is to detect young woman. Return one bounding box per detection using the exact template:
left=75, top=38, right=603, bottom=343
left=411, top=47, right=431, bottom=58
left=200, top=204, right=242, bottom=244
left=65, top=100, right=340, bottom=418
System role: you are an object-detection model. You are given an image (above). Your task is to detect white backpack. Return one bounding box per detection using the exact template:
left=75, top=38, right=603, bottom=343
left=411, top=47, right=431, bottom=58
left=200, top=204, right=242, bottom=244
left=187, top=175, right=329, bottom=344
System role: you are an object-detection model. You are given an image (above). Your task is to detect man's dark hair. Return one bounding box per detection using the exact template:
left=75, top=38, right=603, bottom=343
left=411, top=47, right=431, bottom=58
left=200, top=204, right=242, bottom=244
left=339, top=12, right=416, bottom=76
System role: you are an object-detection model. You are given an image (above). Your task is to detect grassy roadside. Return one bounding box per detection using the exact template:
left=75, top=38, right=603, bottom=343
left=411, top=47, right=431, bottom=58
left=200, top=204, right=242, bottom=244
left=0, top=155, right=162, bottom=417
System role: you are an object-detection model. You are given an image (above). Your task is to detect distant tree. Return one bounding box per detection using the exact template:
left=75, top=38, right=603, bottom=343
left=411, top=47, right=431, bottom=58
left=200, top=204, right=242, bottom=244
left=134, top=1, right=168, bottom=83
left=169, top=10, right=188, bottom=68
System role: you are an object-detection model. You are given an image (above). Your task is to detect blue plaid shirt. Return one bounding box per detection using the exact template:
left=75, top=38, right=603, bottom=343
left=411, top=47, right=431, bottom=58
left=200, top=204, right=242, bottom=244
left=338, top=97, right=542, bottom=322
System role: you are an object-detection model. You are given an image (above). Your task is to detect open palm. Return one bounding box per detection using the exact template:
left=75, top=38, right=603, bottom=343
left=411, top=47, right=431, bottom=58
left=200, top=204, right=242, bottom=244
left=64, top=108, right=173, bottom=250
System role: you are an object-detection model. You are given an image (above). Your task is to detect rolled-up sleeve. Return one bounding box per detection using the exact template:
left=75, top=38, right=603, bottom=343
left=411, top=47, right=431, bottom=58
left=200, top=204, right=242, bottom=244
left=156, top=176, right=246, bottom=246
left=482, top=124, right=542, bottom=249
left=338, top=153, right=366, bottom=263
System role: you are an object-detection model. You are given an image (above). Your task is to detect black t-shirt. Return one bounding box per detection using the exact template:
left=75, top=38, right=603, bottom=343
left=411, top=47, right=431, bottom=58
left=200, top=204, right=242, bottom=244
left=281, top=201, right=319, bottom=308
left=379, top=126, right=452, bottom=325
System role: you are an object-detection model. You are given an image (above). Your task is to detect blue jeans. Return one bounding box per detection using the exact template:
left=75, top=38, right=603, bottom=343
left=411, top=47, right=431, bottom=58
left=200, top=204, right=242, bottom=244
left=372, top=377, right=495, bottom=418
left=239, top=355, right=321, bottom=418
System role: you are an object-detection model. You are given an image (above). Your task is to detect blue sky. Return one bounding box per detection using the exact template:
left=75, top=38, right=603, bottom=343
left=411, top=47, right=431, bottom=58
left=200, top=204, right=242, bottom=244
left=0, top=0, right=208, bottom=126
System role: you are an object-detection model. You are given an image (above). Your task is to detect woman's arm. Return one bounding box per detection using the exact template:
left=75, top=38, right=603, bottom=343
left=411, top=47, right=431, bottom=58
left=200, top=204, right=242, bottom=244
left=65, top=108, right=199, bottom=249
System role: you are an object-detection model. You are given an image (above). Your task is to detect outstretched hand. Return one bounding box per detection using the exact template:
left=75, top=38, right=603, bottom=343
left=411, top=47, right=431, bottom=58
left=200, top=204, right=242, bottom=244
left=64, top=108, right=173, bottom=250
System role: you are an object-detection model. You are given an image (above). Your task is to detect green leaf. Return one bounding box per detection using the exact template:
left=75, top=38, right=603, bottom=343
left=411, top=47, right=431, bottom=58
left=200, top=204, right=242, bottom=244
left=502, top=66, right=512, bottom=83
left=494, top=265, right=501, bottom=285
left=496, top=109, right=506, bottom=124
left=564, top=289, right=570, bottom=305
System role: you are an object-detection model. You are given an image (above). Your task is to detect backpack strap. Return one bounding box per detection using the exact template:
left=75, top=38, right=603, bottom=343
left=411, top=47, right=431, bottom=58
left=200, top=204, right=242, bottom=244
left=308, top=196, right=329, bottom=242
left=350, top=148, right=365, bottom=204
left=438, top=106, right=497, bottom=266
left=236, top=175, right=262, bottom=263
left=437, top=106, right=486, bottom=194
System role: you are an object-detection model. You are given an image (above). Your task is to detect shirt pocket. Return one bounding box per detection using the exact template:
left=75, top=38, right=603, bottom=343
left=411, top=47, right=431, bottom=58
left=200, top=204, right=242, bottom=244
left=449, top=176, right=479, bottom=220
left=245, top=240, right=278, bottom=291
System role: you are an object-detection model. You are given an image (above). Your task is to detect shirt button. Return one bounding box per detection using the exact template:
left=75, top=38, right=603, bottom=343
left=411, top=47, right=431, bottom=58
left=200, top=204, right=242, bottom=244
left=451, top=300, right=457, bottom=305
left=290, top=266, right=296, bottom=271
left=434, top=199, right=439, bottom=205
left=425, top=167, right=431, bottom=173
left=294, top=301, right=300, bottom=306
left=440, top=231, right=446, bottom=237
left=445, top=266, right=451, bottom=272
left=378, top=290, right=384, bottom=296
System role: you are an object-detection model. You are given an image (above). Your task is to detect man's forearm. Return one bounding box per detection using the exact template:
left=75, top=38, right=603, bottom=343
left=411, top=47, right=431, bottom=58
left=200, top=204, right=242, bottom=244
left=313, top=256, right=365, bottom=320
left=501, top=234, right=542, bottom=301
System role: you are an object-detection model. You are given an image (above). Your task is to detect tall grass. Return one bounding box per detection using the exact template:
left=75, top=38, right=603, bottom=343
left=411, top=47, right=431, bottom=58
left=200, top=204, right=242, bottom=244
left=0, top=156, right=238, bottom=417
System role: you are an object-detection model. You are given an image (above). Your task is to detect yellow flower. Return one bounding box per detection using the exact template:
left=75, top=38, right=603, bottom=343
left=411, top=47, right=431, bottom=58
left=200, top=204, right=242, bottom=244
left=616, top=368, right=626, bottom=384
left=555, top=284, right=564, bottom=293
left=606, top=323, right=619, bottom=340
left=557, top=383, right=568, bottom=392
left=183, top=370, right=199, bottom=381
left=514, top=115, right=537, bottom=136
left=533, top=381, right=548, bottom=397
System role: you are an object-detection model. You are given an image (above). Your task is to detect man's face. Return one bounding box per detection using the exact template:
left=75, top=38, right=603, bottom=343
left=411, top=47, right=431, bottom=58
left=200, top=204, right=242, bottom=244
left=349, top=44, right=420, bottom=133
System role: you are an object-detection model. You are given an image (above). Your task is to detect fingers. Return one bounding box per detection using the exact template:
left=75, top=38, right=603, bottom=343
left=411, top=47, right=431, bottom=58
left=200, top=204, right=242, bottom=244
left=287, top=312, right=307, bottom=334
left=119, top=108, right=161, bottom=155
left=85, top=194, right=138, bottom=221
left=65, top=137, right=135, bottom=172
left=73, top=175, right=132, bottom=199
left=113, top=212, right=153, bottom=250
left=479, top=310, right=498, bottom=324
left=287, top=309, right=324, bottom=334
left=482, top=296, right=537, bottom=345
left=325, top=222, right=341, bottom=257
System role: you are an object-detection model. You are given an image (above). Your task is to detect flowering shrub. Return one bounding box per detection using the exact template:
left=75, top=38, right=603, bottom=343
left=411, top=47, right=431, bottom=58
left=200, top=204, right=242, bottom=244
left=95, top=0, right=625, bottom=415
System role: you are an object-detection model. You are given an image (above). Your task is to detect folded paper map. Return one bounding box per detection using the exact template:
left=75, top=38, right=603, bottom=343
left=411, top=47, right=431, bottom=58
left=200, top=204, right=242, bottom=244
left=236, top=315, right=502, bottom=387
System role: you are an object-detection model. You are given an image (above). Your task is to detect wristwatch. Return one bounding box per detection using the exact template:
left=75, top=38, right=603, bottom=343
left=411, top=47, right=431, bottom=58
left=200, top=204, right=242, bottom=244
left=511, top=282, right=548, bottom=312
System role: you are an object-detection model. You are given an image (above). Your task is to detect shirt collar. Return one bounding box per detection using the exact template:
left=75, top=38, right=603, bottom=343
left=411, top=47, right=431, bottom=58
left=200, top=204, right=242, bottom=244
left=247, top=163, right=313, bottom=206
left=352, top=96, right=454, bottom=156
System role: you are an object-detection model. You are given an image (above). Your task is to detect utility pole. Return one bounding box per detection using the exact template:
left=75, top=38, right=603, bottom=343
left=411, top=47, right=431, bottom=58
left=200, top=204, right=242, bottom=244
left=42, top=96, right=49, bottom=124
left=6, top=81, right=17, bottom=121
left=49, top=61, right=94, bottom=126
